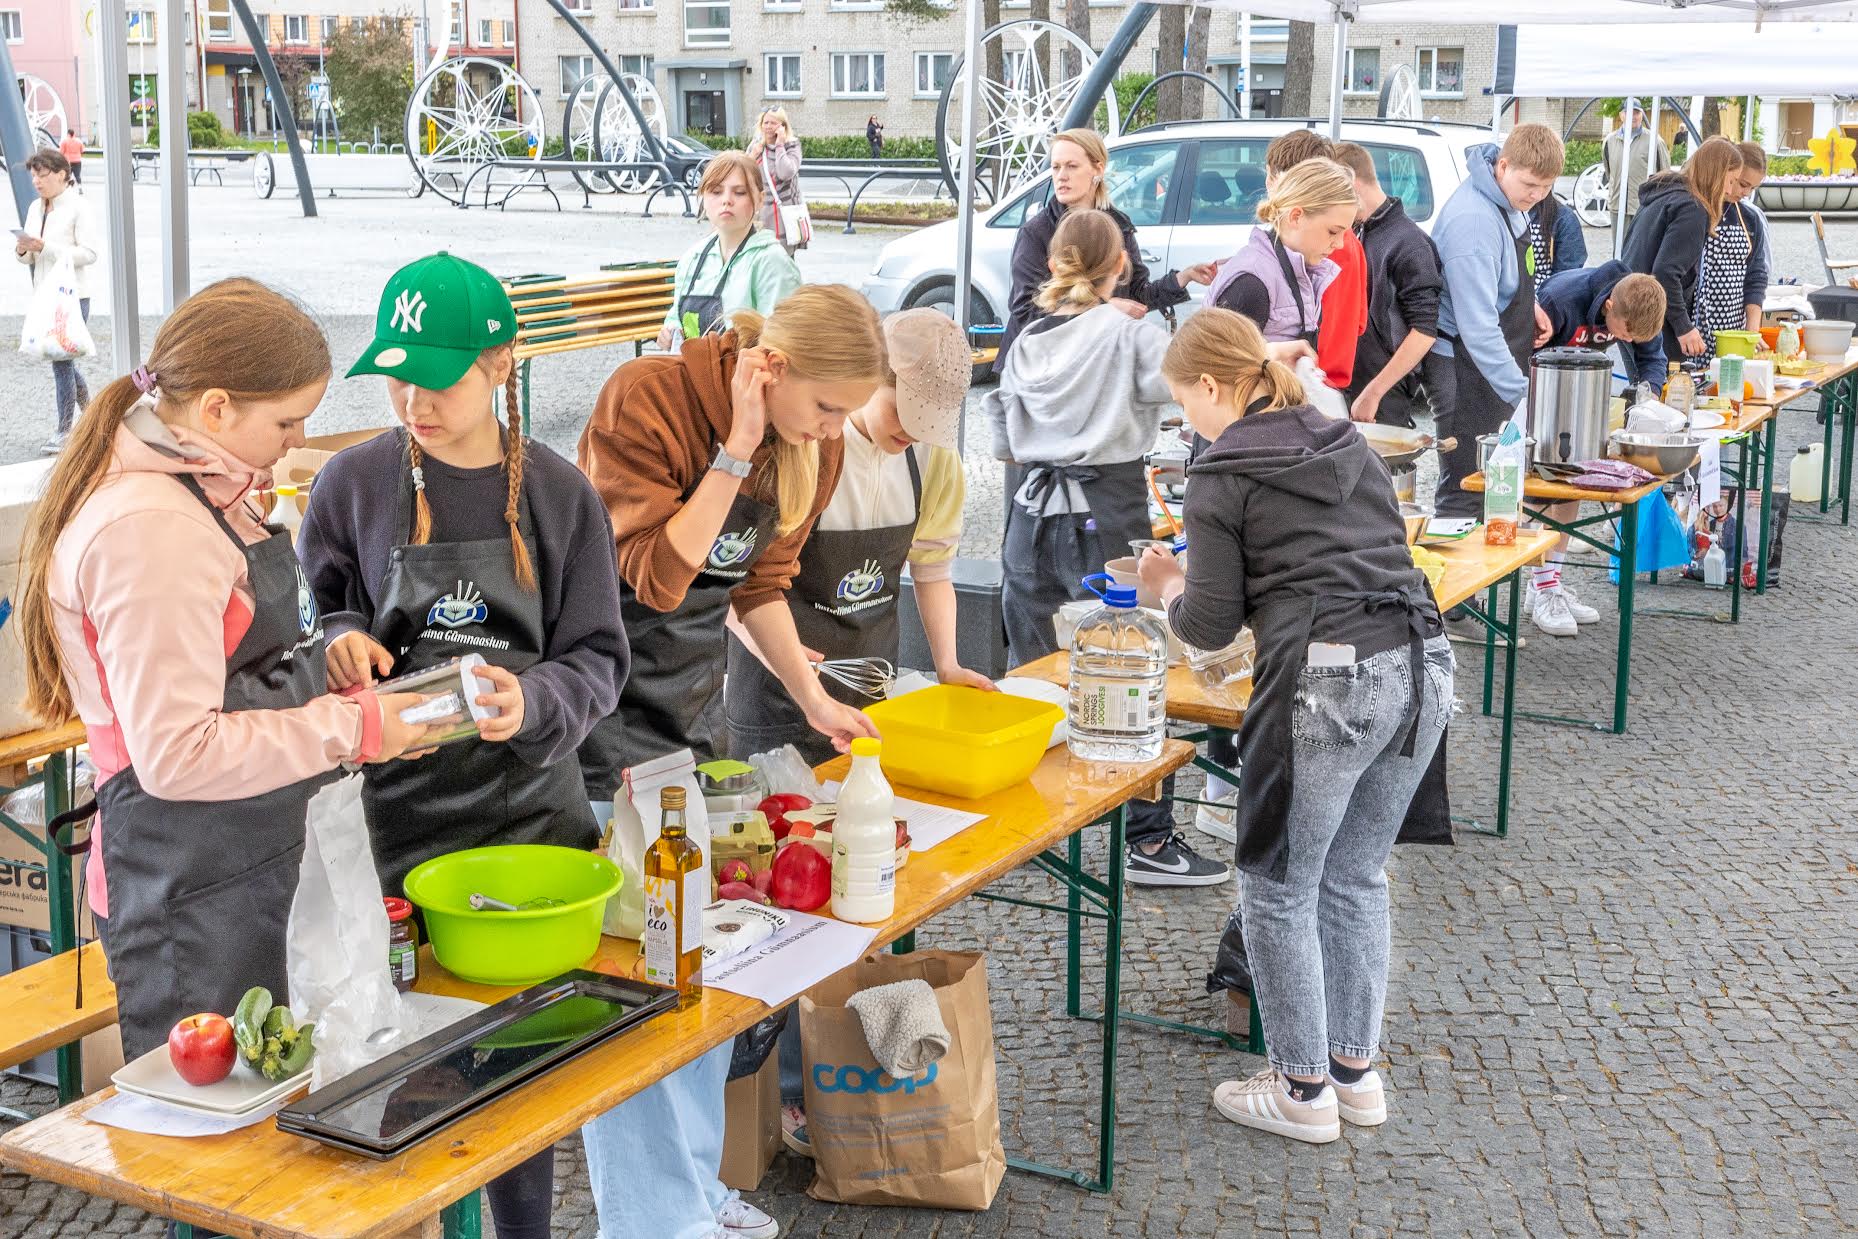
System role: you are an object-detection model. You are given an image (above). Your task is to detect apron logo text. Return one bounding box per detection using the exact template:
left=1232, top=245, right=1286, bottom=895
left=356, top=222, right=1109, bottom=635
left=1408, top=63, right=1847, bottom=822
left=295, top=566, right=319, bottom=637
left=708, top=528, right=758, bottom=571
left=835, top=559, right=886, bottom=606
left=427, top=581, right=490, bottom=629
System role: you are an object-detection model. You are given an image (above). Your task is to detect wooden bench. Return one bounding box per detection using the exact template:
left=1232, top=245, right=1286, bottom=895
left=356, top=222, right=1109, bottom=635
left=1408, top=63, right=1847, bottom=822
left=0, top=941, right=116, bottom=1075
left=503, top=265, right=677, bottom=432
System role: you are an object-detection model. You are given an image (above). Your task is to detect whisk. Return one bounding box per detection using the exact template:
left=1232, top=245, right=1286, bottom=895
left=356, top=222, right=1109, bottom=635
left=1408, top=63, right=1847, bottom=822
left=814, top=657, right=895, bottom=699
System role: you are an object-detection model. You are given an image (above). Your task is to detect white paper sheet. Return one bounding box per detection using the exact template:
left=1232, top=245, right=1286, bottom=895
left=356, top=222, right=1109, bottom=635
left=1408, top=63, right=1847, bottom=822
left=821, top=781, right=988, bottom=853
left=88, top=1090, right=293, bottom=1138
left=1697, top=437, right=1722, bottom=508
left=702, top=909, right=879, bottom=1007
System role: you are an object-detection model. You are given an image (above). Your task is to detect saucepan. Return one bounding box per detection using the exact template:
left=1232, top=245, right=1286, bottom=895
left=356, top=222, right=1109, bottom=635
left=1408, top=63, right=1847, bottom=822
left=1353, top=424, right=1457, bottom=502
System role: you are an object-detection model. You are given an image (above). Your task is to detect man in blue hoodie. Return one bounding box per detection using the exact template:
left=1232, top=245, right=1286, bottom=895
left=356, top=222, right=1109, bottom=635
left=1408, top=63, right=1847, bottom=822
left=1429, top=124, right=1564, bottom=527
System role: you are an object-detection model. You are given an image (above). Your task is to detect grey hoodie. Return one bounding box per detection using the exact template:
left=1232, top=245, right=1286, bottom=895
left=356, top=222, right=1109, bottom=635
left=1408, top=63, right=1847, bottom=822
left=981, top=303, right=1174, bottom=467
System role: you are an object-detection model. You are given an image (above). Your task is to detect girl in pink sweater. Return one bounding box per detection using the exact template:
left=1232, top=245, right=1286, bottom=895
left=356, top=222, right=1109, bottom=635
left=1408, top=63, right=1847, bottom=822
left=18, top=278, right=431, bottom=1059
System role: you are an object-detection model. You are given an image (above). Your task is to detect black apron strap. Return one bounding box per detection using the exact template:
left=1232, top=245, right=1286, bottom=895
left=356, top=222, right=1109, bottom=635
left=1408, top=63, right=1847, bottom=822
left=904, top=442, right=924, bottom=506
left=175, top=473, right=260, bottom=548
left=1272, top=232, right=1311, bottom=338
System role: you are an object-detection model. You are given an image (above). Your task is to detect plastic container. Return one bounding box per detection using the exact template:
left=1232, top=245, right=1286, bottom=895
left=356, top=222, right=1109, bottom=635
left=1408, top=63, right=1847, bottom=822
left=863, top=685, right=1062, bottom=799
left=1716, top=355, right=1745, bottom=407
left=831, top=739, right=896, bottom=925
left=1184, top=630, right=1255, bottom=702
left=1801, top=319, right=1856, bottom=362
left=1712, top=330, right=1760, bottom=360
left=372, top=654, right=500, bottom=748
left=1789, top=443, right=1825, bottom=504
left=403, top=845, right=622, bottom=986
left=1067, top=575, right=1168, bottom=763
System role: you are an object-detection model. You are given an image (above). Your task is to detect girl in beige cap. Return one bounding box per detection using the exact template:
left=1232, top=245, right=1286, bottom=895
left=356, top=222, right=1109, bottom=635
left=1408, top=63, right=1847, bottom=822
left=725, top=308, right=992, bottom=766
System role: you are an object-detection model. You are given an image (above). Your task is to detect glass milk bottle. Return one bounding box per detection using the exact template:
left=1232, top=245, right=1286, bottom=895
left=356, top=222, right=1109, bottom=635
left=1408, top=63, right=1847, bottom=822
left=1067, top=576, right=1167, bottom=762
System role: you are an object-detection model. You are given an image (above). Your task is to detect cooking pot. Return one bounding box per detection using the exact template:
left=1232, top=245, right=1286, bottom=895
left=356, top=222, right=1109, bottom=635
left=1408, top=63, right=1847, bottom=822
left=1353, top=423, right=1454, bottom=503
left=1528, top=348, right=1613, bottom=473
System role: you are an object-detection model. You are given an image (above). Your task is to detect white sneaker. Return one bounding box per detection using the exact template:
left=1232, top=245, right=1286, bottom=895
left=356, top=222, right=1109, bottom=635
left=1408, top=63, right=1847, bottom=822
left=1193, top=795, right=1237, bottom=845
left=1212, top=1069, right=1340, bottom=1144
left=1327, top=1070, right=1387, bottom=1126
left=39, top=433, right=66, bottom=456
left=715, top=1193, right=779, bottom=1239
left=1530, top=587, right=1580, bottom=638
left=1559, top=581, right=1601, bottom=625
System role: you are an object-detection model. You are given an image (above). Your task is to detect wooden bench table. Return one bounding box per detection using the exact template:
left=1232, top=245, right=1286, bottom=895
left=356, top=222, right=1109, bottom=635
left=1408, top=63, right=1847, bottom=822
left=0, top=740, right=1193, bottom=1238
left=1749, top=350, right=1858, bottom=529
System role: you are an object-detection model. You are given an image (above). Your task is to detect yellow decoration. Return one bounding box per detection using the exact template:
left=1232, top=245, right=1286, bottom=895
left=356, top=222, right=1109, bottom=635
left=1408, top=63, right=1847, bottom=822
left=1807, top=126, right=1857, bottom=177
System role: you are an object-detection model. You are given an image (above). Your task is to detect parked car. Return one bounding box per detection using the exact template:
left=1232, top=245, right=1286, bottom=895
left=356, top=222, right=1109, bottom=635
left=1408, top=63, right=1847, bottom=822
left=861, top=117, right=1498, bottom=374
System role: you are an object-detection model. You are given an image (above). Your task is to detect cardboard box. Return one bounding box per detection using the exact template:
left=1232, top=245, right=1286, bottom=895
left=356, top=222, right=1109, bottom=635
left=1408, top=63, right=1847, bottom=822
left=719, top=1051, right=781, bottom=1192
left=0, top=459, right=61, bottom=739
left=271, top=426, right=391, bottom=520
left=0, top=811, right=96, bottom=939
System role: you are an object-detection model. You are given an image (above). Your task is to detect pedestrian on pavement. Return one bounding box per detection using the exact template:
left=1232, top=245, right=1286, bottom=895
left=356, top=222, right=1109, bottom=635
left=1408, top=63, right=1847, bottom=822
left=16, top=149, right=101, bottom=453
left=866, top=115, right=884, bottom=159
left=1602, top=105, right=1670, bottom=226
left=1331, top=143, right=1445, bottom=430
left=59, top=129, right=85, bottom=185
left=657, top=151, right=800, bottom=351
left=1139, top=307, right=1450, bottom=1146
left=747, top=108, right=808, bottom=256
left=1620, top=136, right=1743, bottom=373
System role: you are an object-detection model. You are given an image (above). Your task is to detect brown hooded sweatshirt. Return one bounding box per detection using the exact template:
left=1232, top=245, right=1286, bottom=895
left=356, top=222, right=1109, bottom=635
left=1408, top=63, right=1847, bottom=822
left=578, top=331, right=843, bottom=617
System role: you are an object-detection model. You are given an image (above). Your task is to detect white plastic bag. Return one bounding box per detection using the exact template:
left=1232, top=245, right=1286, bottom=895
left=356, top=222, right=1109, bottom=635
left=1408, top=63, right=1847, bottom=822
left=286, top=774, right=408, bottom=1089
left=1296, top=357, right=1349, bottom=420
left=747, top=744, right=828, bottom=805
left=601, top=749, right=711, bottom=941
left=19, top=256, right=95, bottom=361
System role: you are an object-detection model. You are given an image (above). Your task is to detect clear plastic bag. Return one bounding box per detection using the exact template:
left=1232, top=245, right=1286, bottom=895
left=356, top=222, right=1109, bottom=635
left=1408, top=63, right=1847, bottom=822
left=1185, top=630, right=1255, bottom=703
left=19, top=256, right=95, bottom=361
left=370, top=654, right=498, bottom=748
left=746, top=743, right=828, bottom=805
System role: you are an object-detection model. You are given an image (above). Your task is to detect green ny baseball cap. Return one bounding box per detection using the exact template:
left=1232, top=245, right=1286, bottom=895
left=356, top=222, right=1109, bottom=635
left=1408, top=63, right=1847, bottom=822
left=348, top=252, right=518, bottom=390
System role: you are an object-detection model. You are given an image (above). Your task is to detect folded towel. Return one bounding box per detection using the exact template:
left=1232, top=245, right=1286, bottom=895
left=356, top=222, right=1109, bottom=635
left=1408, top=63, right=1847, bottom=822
left=845, top=978, right=950, bottom=1078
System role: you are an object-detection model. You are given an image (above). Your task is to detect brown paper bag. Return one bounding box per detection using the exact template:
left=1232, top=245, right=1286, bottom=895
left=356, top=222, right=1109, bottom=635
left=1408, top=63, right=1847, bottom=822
left=720, top=1051, right=780, bottom=1191
left=799, top=950, right=1005, bottom=1209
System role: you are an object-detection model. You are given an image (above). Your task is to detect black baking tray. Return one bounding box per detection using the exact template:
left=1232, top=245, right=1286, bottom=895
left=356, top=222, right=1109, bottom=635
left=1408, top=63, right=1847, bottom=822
left=275, top=970, right=678, bottom=1158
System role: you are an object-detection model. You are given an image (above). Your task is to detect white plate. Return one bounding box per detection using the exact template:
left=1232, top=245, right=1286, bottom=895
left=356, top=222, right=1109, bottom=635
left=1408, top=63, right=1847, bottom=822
left=1688, top=409, right=1727, bottom=429
left=112, top=1045, right=310, bottom=1117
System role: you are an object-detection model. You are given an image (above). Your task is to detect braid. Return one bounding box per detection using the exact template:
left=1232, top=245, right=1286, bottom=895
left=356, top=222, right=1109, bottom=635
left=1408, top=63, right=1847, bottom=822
left=503, top=372, right=537, bottom=592
left=407, top=432, right=433, bottom=545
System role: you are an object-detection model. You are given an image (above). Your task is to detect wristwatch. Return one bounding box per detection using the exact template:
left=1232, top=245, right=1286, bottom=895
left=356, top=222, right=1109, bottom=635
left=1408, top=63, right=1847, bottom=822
left=711, top=443, right=753, bottom=479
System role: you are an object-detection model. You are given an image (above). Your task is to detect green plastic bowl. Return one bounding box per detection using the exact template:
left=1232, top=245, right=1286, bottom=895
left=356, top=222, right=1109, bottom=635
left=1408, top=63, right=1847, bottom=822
left=403, top=845, right=622, bottom=987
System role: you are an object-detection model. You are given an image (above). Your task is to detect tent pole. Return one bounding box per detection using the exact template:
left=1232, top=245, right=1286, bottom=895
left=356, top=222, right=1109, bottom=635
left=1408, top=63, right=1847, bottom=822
left=0, top=36, right=35, bottom=218
left=229, top=0, right=317, bottom=217
left=1327, top=17, right=1348, bottom=140
left=1240, top=11, right=1252, bottom=119
left=1647, top=93, right=1660, bottom=180
left=1743, top=96, right=1754, bottom=142
left=1613, top=95, right=1634, bottom=262
left=952, top=0, right=983, bottom=453
left=158, top=0, right=189, bottom=309
left=98, top=0, right=142, bottom=372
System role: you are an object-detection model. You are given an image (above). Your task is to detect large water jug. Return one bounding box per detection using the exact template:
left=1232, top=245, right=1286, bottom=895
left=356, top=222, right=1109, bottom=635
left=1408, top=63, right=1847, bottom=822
left=1067, top=574, right=1168, bottom=762
left=1789, top=443, right=1825, bottom=505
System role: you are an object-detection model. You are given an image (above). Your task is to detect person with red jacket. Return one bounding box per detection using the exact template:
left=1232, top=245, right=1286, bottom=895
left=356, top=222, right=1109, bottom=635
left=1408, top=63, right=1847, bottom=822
left=1258, top=130, right=1364, bottom=391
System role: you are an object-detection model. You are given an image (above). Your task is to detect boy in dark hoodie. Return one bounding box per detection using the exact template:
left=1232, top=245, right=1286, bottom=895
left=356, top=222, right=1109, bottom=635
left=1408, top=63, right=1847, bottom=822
left=1332, top=143, right=1443, bottom=427
left=1139, top=308, right=1449, bottom=1147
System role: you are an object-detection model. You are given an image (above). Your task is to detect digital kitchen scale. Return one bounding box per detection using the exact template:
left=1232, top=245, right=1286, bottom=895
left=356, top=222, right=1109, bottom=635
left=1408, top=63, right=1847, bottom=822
left=275, top=970, right=677, bottom=1158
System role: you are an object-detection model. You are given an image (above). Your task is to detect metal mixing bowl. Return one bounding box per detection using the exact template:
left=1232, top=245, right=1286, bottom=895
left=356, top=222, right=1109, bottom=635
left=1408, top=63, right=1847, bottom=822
left=1608, top=431, right=1705, bottom=476
left=1398, top=502, right=1433, bottom=547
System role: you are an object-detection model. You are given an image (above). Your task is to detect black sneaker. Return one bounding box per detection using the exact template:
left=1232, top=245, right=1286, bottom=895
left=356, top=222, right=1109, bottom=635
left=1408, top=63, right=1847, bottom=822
left=1444, top=612, right=1525, bottom=648
left=1126, top=832, right=1231, bottom=887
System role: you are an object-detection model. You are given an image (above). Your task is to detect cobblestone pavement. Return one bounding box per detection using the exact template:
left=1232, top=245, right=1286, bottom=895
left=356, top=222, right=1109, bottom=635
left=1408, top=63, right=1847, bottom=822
left=5, top=207, right=1858, bottom=1236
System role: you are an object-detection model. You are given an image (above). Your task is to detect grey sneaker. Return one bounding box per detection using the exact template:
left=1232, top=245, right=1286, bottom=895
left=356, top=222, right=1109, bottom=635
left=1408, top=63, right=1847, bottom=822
left=1328, top=1070, right=1387, bottom=1126
left=1127, top=832, right=1230, bottom=887
left=1213, top=1069, right=1340, bottom=1144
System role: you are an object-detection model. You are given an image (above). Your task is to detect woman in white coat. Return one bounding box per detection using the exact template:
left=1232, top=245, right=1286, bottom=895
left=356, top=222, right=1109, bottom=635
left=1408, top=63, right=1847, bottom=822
left=15, top=149, right=100, bottom=453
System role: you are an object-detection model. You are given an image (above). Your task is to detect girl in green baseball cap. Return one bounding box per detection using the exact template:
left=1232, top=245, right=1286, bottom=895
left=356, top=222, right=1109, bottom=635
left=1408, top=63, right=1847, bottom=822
left=297, top=254, right=631, bottom=1239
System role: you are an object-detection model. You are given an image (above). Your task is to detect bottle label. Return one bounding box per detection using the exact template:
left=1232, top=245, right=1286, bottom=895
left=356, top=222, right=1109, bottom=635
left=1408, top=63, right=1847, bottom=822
left=1073, top=675, right=1159, bottom=736
left=643, top=873, right=676, bottom=986
left=388, top=942, right=415, bottom=983
left=680, top=869, right=702, bottom=961
left=832, top=843, right=897, bottom=898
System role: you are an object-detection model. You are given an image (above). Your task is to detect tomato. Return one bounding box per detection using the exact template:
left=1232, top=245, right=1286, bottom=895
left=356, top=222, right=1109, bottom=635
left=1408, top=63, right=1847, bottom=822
left=168, top=1013, right=237, bottom=1086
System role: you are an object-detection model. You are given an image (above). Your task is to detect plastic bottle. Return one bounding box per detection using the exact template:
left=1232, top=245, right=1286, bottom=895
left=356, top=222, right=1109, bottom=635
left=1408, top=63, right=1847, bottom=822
left=272, top=484, right=304, bottom=538
left=1790, top=443, right=1825, bottom=504
left=1482, top=422, right=1525, bottom=546
left=1702, top=540, right=1727, bottom=589
left=643, top=786, right=704, bottom=1003
left=1067, top=575, right=1168, bottom=762
left=831, top=737, right=896, bottom=924
left=1663, top=363, right=1696, bottom=420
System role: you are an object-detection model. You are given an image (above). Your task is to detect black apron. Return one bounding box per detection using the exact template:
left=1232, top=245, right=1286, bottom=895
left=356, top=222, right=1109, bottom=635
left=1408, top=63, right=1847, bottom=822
left=1000, top=459, right=1151, bottom=668
left=96, top=476, right=330, bottom=1059
left=579, top=486, right=779, bottom=799
left=677, top=234, right=751, bottom=340
left=362, top=447, right=596, bottom=897
left=1436, top=228, right=1536, bottom=519
left=725, top=446, right=922, bottom=766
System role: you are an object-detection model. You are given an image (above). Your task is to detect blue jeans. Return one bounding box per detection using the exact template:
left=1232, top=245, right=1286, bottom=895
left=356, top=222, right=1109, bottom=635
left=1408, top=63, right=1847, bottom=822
left=581, top=1040, right=732, bottom=1239
left=52, top=297, right=91, bottom=433
left=1240, top=638, right=1452, bottom=1078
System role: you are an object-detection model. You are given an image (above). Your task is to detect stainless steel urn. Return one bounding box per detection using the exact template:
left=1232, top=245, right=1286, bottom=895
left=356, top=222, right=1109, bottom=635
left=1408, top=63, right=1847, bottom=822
left=1528, top=348, right=1613, bottom=471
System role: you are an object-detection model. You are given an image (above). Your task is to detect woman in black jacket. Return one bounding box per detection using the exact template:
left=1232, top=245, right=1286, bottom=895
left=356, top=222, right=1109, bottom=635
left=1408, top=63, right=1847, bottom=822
left=1620, top=137, right=1743, bottom=371
left=1000, top=128, right=1214, bottom=360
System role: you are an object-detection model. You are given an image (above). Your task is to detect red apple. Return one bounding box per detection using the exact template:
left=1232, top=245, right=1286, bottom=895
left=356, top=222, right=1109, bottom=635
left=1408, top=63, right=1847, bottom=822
left=168, top=1013, right=237, bottom=1086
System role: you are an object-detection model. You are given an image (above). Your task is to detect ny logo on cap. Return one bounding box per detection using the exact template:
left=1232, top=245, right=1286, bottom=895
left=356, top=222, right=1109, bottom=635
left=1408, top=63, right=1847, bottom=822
left=392, top=289, right=429, bottom=334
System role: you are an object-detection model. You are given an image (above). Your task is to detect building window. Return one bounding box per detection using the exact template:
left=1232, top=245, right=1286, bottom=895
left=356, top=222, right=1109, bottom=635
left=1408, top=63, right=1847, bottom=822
left=831, top=52, right=884, bottom=98
left=764, top=53, right=801, bottom=96
left=321, top=15, right=338, bottom=44
left=1344, top=47, right=1378, bottom=95
left=503, top=19, right=516, bottom=45
left=560, top=53, right=596, bottom=97
left=282, top=13, right=307, bottom=43
left=829, top=0, right=883, bottom=9
left=564, top=0, right=593, bottom=12
left=617, top=0, right=655, bottom=9
left=765, top=0, right=802, bottom=11
left=477, top=17, right=494, bottom=44
left=447, top=1, right=463, bottom=43
left=619, top=54, right=654, bottom=77
left=0, top=10, right=21, bottom=44
left=126, top=9, right=157, bottom=43
left=1416, top=46, right=1463, bottom=96
left=914, top=52, right=953, bottom=98
left=684, top=0, right=729, bottom=46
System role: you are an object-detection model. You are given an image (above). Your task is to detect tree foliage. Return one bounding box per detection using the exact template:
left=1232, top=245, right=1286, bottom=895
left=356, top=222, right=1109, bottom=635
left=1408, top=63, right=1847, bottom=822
left=327, top=17, right=416, bottom=140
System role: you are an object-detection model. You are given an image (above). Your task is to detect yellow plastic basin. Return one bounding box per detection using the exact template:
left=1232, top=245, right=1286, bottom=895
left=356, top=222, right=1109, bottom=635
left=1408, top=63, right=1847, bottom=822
left=864, top=685, right=1063, bottom=799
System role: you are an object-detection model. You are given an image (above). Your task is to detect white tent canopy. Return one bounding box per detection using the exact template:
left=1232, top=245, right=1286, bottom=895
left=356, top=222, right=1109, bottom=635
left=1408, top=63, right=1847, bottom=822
left=1507, top=22, right=1858, bottom=95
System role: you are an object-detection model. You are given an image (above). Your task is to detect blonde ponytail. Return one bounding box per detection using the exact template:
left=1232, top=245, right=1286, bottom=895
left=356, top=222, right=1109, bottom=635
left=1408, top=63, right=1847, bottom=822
left=1255, top=157, right=1358, bottom=227
left=1036, top=208, right=1123, bottom=313
left=1161, top=308, right=1306, bottom=418
left=727, top=286, right=887, bottom=534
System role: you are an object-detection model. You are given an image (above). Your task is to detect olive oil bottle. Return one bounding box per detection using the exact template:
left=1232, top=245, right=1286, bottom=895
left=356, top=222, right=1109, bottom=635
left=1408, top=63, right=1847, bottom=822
left=643, top=786, right=704, bottom=1004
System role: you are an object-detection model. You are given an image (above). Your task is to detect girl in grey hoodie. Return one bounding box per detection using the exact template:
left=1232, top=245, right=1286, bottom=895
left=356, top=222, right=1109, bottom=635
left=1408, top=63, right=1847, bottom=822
left=982, top=207, right=1174, bottom=666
